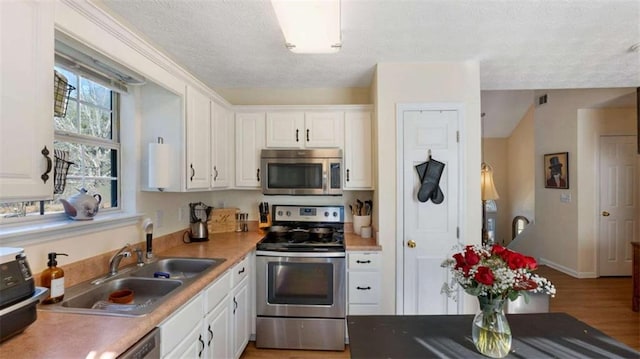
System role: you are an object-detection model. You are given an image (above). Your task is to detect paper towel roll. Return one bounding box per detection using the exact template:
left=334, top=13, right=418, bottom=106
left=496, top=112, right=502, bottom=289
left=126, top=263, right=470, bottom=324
left=148, top=141, right=170, bottom=190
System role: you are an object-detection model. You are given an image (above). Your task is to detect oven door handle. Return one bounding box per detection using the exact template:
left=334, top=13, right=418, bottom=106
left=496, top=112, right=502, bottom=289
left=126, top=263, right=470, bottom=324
left=256, top=250, right=345, bottom=258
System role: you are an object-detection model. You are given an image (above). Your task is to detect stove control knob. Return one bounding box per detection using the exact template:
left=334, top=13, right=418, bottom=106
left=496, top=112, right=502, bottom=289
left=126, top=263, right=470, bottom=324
left=333, top=211, right=338, bottom=218
left=277, top=210, right=283, bottom=217
left=286, top=210, right=291, bottom=217
left=324, top=211, right=330, bottom=217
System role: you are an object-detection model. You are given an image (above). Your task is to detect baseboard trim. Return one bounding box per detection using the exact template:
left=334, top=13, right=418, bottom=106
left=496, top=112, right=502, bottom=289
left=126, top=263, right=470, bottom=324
left=539, top=258, right=597, bottom=279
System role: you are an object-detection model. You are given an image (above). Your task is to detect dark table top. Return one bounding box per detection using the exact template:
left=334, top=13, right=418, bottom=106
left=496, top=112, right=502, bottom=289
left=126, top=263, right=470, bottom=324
left=347, top=313, right=639, bottom=358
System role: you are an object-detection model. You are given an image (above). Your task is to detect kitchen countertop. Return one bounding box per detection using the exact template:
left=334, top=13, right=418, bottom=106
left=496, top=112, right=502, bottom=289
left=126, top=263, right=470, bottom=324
left=344, top=232, right=381, bottom=251
left=0, top=230, right=379, bottom=358
left=0, top=231, right=262, bottom=359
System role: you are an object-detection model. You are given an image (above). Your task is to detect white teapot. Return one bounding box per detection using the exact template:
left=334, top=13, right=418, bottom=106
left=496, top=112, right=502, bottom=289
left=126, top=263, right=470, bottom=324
left=60, top=188, right=102, bottom=220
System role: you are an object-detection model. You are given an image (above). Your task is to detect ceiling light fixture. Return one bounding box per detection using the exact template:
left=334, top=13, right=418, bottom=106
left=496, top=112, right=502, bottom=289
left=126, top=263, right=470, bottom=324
left=271, top=0, right=342, bottom=54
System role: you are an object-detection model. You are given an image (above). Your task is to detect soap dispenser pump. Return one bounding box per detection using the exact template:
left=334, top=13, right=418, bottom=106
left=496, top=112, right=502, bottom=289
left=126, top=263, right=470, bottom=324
left=41, top=252, right=69, bottom=304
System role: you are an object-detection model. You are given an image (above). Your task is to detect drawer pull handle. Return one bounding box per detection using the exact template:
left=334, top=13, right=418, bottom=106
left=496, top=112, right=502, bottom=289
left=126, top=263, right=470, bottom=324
left=356, top=286, right=371, bottom=290
left=238, top=267, right=245, bottom=275
left=356, top=260, right=371, bottom=264
left=41, top=146, right=52, bottom=183
left=296, top=129, right=299, bottom=142
left=198, top=334, right=205, bottom=357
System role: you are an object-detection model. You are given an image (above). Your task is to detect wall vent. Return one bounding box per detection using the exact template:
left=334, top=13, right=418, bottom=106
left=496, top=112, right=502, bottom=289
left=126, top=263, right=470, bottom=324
left=537, top=94, right=548, bottom=106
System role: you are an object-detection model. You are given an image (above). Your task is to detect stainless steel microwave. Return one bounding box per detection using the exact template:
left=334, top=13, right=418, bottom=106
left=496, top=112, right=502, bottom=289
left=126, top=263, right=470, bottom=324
left=260, top=149, right=343, bottom=196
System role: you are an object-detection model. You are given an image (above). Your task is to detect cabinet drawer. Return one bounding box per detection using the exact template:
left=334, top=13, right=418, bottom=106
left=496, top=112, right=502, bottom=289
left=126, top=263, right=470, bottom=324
left=204, top=270, right=231, bottom=313
left=348, top=272, right=380, bottom=304
left=348, top=252, right=381, bottom=270
left=232, top=255, right=250, bottom=287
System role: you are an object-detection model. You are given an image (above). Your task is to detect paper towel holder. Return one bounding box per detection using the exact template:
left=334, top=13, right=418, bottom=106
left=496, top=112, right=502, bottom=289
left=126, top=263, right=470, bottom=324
left=149, top=137, right=170, bottom=192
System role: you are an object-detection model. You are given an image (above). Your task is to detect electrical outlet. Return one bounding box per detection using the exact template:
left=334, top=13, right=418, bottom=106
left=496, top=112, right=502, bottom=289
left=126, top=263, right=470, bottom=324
left=155, top=210, right=164, bottom=228
left=560, top=193, right=571, bottom=203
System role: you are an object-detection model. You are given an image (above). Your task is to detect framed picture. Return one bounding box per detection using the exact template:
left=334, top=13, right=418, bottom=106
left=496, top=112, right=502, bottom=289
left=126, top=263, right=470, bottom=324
left=544, top=152, right=569, bottom=189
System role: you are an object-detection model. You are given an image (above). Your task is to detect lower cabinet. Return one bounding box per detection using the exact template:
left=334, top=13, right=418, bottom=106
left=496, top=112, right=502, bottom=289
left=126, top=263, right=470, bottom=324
left=158, top=252, right=254, bottom=359
left=347, top=251, right=382, bottom=315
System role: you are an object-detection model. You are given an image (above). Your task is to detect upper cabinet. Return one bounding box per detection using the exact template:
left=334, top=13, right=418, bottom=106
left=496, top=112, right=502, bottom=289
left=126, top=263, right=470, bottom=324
left=344, top=111, right=373, bottom=190
left=0, top=1, right=55, bottom=201
left=235, top=112, right=265, bottom=189
left=186, top=85, right=212, bottom=190
left=266, top=111, right=343, bottom=148
left=211, top=102, right=234, bottom=189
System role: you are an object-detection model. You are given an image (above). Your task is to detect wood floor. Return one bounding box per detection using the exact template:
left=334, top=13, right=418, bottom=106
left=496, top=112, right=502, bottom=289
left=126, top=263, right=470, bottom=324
left=240, top=266, right=639, bottom=358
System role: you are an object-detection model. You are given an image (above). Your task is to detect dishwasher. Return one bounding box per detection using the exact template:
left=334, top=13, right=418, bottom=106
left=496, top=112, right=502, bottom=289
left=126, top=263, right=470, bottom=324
left=118, top=327, right=160, bottom=359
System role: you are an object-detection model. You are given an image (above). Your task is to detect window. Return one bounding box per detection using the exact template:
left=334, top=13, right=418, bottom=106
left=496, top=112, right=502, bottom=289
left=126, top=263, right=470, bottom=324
left=0, top=66, right=120, bottom=219
left=484, top=200, right=497, bottom=244
left=512, top=216, right=530, bottom=240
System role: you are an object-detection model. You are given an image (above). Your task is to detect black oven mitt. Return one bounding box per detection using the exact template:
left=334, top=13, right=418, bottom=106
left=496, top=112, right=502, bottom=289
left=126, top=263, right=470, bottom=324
left=415, top=159, right=445, bottom=204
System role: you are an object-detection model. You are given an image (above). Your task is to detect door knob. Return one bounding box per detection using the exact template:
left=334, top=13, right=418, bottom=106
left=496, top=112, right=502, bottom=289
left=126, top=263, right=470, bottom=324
left=407, top=240, right=416, bottom=248
left=602, top=211, right=610, bottom=217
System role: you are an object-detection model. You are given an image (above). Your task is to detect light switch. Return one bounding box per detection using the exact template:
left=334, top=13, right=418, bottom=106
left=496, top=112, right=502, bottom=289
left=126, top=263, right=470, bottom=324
left=560, top=193, right=571, bottom=203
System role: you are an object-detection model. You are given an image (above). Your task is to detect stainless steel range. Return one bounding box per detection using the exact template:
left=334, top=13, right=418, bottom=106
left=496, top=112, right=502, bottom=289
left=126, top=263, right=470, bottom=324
left=255, top=205, right=346, bottom=351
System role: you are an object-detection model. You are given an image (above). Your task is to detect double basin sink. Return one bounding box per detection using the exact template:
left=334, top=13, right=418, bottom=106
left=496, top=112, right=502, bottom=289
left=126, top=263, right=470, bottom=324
left=39, top=257, right=225, bottom=317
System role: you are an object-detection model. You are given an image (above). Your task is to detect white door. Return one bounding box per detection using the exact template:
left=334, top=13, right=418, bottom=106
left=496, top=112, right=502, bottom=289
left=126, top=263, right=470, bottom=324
left=185, top=85, right=211, bottom=189
left=211, top=102, right=231, bottom=189
left=0, top=1, right=55, bottom=201
left=235, top=112, right=265, bottom=188
left=599, top=135, right=638, bottom=276
left=266, top=111, right=303, bottom=148
left=344, top=111, right=373, bottom=189
left=304, top=111, right=344, bottom=148
left=400, top=108, right=460, bottom=315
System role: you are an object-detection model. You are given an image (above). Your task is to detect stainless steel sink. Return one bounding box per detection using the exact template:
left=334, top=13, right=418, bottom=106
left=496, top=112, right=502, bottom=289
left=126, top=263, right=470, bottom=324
left=57, top=277, right=181, bottom=317
left=39, top=257, right=226, bottom=317
left=130, top=257, right=225, bottom=280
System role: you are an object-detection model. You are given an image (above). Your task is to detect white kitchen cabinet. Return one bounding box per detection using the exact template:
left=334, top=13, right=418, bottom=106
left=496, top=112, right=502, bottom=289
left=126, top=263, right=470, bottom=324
left=0, top=1, right=55, bottom=201
left=347, top=251, right=381, bottom=315
left=211, top=102, right=233, bottom=189
left=186, top=85, right=212, bottom=190
left=232, top=276, right=250, bottom=359
left=203, top=271, right=232, bottom=359
left=235, top=112, right=265, bottom=188
left=265, top=111, right=343, bottom=148
left=159, top=294, right=204, bottom=357
left=344, top=111, right=373, bottom=190
left=230, top=254, right=252, bottom=359
left=204, top=298, right=231, bottom=359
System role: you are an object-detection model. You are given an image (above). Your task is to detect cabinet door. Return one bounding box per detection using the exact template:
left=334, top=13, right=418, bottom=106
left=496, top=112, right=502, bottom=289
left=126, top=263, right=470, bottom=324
left=204, top=298, right=231, bottom=359
left=0, top=1, right=54, bottom=201
left=159, top=294, right=204, bottom=356
left=304, top=111, right=343, bottom=148
left=211, top=102, right=232, bottom=189
left=185, top=85, right=211, bottom=190
left=231, top=278, right=250, bottom=359
left=265, top=111, right=304, bottom=148
left=163, top=321, right=204, bottom=359
left=344, top=111, right=373, bottom=189
left=235, top=112, right=265, bottom=188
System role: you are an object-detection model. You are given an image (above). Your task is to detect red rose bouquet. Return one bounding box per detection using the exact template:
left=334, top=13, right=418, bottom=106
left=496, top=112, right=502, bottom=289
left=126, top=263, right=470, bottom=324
left=441, top=244, right=556, bottom=302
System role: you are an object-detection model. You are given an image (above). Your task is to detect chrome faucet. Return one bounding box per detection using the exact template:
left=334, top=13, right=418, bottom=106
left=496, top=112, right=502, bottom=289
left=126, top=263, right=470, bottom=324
left=108, top=244, right=133, bottom=276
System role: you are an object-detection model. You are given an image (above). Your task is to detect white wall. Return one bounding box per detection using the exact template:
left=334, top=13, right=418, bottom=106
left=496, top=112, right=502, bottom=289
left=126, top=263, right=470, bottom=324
left=577, top=107, right=638, bottom=275
left=483, top=138, right=508, bottom=244
left=374, top=62, right=482, bottom=314
left=505, top=105, right=536, bottom=241
left=510, top=88, right=636, bottom=277
left=215, top=87, right=371, bottom=106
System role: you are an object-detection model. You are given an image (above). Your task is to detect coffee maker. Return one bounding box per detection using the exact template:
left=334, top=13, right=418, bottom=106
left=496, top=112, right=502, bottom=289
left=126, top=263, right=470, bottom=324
left=183, top=202, right=213, bottom=243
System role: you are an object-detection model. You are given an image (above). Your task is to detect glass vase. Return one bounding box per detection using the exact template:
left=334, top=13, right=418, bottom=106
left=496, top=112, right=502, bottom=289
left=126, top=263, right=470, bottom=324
left=472, top=295, right=512, bottom=358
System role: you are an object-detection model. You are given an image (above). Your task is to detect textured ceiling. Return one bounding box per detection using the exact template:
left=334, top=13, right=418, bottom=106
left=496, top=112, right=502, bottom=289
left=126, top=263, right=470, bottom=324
left=95, top=0, right=640, bottom=90
left=94, top=0, right=639, bottom=137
